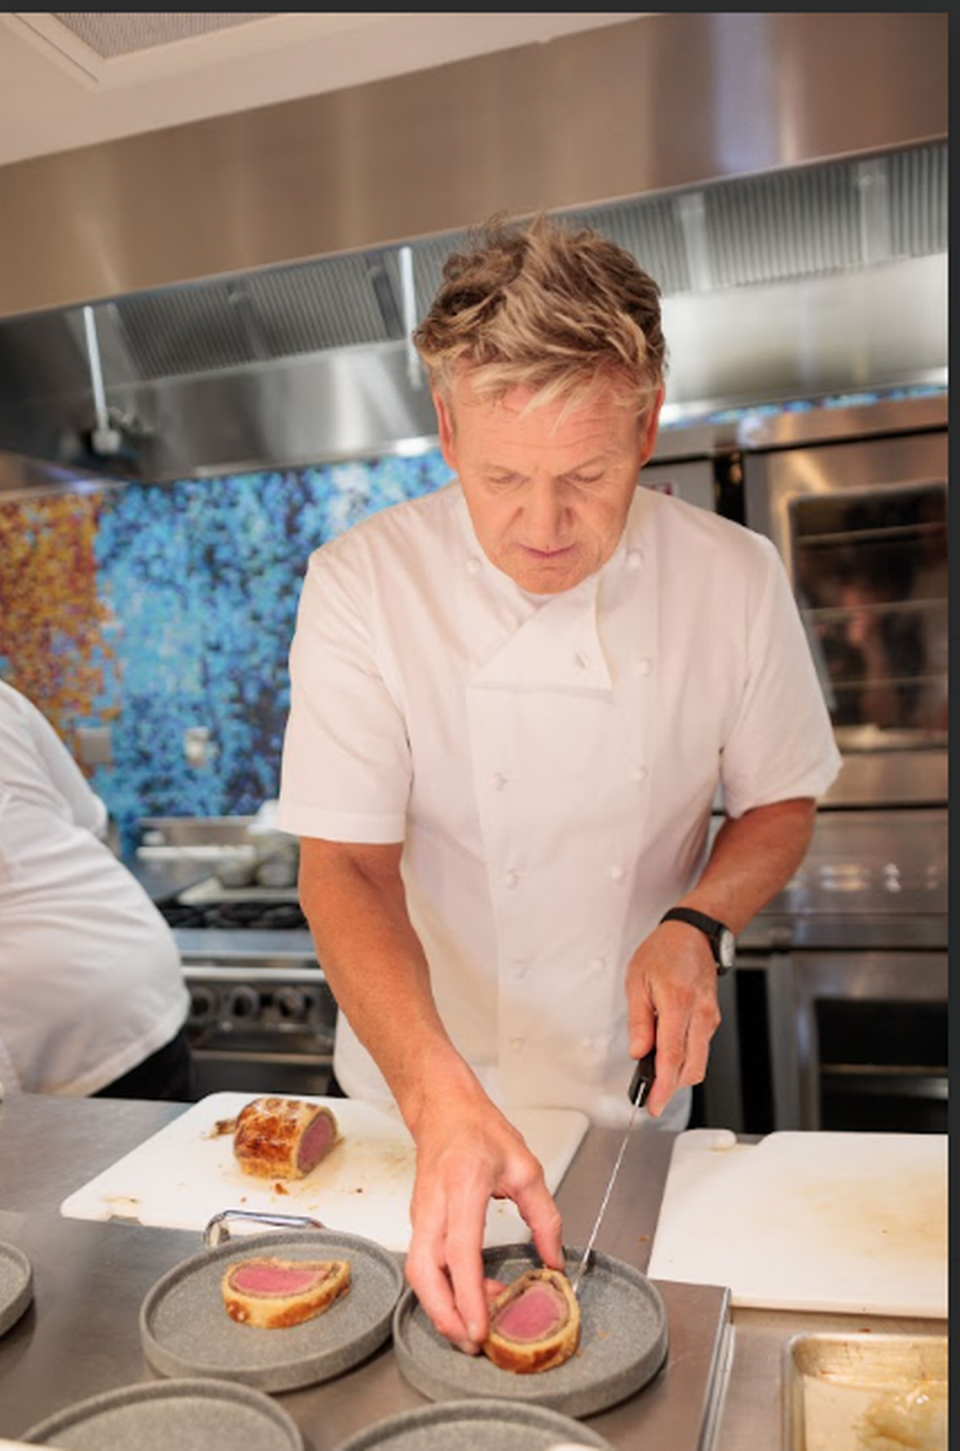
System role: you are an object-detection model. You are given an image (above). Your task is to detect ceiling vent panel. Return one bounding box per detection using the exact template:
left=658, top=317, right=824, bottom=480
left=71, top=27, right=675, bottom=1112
left=48, top=13, right=275, bottom=59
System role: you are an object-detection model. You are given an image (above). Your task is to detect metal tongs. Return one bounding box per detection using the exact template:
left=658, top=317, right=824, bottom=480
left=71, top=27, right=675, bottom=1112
left=570, top=1050, right=656, bottom=1297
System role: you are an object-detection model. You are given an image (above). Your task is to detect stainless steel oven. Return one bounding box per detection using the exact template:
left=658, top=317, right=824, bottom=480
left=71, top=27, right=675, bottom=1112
left=716, top=807, right=949, bottom=1136
left=714, top=397, right=949, bottom=1135
left=164, top=879, right=338, bottom=1099
left=139, top=819, right=338, bottom=1099
left=740, top=400, right=947, bottom=807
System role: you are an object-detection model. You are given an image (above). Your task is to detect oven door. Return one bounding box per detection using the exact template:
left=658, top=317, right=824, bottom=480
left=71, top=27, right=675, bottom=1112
left=742, top=426, right=947, bottom=806
left=181, top=958, right=337, bottom=1099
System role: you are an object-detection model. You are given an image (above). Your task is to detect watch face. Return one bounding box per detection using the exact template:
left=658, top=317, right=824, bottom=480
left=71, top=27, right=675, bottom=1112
left=718, top=928, right=736, bottom=970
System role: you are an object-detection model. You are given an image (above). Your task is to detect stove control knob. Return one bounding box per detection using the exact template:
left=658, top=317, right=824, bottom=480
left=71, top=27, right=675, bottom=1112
left=189, top=984, right=219, bottom=1020
left=274, top=987, right=308, bottom=1021
left=227, top=985, right=261, bottom=1021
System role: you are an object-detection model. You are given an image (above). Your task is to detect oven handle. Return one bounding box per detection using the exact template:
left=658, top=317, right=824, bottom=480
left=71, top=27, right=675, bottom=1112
left=203, top=1208, right=326, bottom=1247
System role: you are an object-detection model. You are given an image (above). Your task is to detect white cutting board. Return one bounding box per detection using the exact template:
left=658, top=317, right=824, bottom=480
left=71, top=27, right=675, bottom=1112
left=647, top=1129, right=947, bottom=1318
left=59, top=1093, right=588, bottom=1252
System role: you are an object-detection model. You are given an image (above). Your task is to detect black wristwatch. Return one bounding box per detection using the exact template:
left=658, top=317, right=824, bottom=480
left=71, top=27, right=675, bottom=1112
left=660, top=906, right=735, bottom=974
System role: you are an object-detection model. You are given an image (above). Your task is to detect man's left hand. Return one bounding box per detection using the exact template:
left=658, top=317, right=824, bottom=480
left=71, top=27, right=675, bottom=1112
left=624, top=921, right=722, bottom=1117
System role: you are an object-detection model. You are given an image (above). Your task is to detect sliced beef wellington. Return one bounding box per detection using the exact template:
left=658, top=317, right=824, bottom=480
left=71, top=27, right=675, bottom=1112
left=482, top=1267, right=581, bottom=1373
left=221, top=1256, right=351, bottom=1329
left=232, top=1097, right=339, bottom=1180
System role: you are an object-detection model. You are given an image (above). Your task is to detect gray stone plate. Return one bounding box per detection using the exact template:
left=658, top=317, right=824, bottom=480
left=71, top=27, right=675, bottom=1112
left=333, top=1398, right=615, bottom=1450
left=21, top=1377, right=303, bottom=1450
left=140, top=1228, right=404, bottom=1393
left=0, top=1240, right=33, bottom=1338
left=393, top=1244, right=668, bottom=1420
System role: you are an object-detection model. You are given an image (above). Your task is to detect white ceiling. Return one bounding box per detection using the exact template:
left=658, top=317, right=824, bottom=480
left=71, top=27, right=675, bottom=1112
left=0, top=12, right=651, bottom=169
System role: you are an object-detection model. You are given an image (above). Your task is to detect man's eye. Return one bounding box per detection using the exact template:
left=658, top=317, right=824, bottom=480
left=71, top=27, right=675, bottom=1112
left=567, top=473, right=603, bottom=485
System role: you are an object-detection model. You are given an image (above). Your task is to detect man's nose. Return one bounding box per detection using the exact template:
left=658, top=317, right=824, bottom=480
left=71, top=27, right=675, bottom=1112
left=524, top=479, right=565, bottom=547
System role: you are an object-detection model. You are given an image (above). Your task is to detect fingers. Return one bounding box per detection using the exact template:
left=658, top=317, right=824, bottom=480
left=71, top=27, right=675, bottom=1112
left=484, top=1276, right=508, bottom=1304
left=644, top=994, right=720, bottom=1117
left=517, top=1177, right=564, bottom=1273
left=444, top=1161, right=502, bottom=1345
left=406, top=1161, right=489, bottom=1350
left=405, top=1121, right=563, bottom=1352
left=628, top=926, right=721, bottom=1118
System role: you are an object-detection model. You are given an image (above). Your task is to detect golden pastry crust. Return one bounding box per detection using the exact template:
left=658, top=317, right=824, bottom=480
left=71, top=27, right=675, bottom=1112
left=221, top=1256, right=351, bottom=1329
left=482, top=1268, right=581, bottom=1373
left=232, top=1097, right=339, bottom=1180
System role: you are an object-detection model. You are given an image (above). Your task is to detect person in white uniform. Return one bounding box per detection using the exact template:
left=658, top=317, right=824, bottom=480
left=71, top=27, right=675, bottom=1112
left=278, top=214, right=841, bottom=1353
left=0, top=680, right=194, bottom=1100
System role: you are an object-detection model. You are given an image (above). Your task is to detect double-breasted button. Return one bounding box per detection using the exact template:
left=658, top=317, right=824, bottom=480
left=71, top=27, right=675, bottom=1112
left=610, top=865, right=626, bottom=883
left=636, top=657, right=652, bottom=676
left=466, top=557, right=481, bottom=575
left=503, top=871, right=519, bottom=889
left=630, top=765, right=648, bottom=784
left=492, top=772, right=507, bottom=791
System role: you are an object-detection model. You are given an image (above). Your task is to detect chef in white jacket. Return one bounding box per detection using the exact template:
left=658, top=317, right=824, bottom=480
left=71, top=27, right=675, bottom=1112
left=0, top=680, right=193, bottom=1100
left=278, top=213, right=841, bottom=1354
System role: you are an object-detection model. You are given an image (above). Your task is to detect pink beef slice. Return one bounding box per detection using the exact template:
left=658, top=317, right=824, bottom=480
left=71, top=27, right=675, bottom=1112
left=229, top=1261, right=329, bottom=1297
left=297, top=1110, right=336, bottom=1173
left=492, top=1279, right=568, bottom=1343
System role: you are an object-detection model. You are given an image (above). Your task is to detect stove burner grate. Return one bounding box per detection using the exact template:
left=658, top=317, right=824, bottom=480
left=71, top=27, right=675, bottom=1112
left=158, top=899, right=309, bottom=931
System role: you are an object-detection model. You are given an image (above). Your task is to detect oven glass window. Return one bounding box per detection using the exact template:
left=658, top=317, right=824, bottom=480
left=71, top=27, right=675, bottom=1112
left=791, top=482, right=947, bottom=745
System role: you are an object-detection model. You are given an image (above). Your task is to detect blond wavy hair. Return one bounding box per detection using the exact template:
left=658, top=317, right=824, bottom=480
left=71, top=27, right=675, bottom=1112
left=413, top=212, right=667, bottom=420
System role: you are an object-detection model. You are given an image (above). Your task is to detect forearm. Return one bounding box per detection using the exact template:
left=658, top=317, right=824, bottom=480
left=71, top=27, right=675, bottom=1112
left=298, top=838, right=480, bottom=1134
left=627, top=797, right=817, bottom=1113
left=677, top=796, right=817, bottom=932
left=299, top=836, right=563, bottom=1347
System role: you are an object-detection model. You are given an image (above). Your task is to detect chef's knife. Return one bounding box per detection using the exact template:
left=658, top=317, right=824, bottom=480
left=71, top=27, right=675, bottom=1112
left=569, top=1050, right=655, bottom=1297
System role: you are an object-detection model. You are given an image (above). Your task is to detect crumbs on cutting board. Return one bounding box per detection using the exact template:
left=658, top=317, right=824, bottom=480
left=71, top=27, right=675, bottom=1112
left=206, top=1119, right=237, bottom=1139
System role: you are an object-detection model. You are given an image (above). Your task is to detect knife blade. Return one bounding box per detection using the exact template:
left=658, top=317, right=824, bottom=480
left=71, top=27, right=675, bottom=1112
left=569, top=1050, right=655, bottom=1297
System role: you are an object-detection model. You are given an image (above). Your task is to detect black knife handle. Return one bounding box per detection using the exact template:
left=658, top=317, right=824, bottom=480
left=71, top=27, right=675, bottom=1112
left=628, top=1051, right=656, bottom=1107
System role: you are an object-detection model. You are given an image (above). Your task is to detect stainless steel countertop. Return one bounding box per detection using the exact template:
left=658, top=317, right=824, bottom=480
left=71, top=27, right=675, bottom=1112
left=0, top=1095, right=943, bottom=1450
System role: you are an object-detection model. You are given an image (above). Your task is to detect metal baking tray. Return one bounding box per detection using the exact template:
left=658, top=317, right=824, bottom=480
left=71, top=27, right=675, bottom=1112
left=784, top=1331, right=947, bottom=1451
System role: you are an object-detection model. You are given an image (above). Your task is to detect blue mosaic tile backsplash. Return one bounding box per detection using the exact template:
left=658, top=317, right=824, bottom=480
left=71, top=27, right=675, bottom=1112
left=0, top=450, right=453, bottom=853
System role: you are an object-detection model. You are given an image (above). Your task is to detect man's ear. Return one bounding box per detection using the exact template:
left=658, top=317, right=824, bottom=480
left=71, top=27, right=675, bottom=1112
left=638, top=387, right=666, bottom=468
left=434, top=390, right=458, bottom=471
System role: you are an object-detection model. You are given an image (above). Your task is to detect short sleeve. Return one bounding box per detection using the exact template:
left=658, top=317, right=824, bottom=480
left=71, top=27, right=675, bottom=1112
left=720, top=535, right=842, bottom=818
left=22, top=693, right=109, bottom=836
left=277, top=547, right=412, bottom=843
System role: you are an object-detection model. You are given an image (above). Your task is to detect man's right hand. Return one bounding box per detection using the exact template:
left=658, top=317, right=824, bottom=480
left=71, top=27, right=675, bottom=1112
left=296, top=839, right=564, bottom=1347
left=402, top=1079, right=565, bottom=1352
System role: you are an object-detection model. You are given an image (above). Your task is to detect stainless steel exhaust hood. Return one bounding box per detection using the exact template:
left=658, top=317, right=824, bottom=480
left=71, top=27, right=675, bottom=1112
left=0, top=12, right=947, bottom=486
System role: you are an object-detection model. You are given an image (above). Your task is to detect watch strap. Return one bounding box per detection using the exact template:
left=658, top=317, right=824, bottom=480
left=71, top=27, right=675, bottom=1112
left=659, top=906, right=733, bottom=974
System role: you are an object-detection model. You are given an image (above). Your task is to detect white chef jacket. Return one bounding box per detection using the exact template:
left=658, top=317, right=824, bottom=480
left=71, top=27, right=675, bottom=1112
left=0, top=681, right=190, bottom=1097
left=278, top=483, right=841, bottom=1128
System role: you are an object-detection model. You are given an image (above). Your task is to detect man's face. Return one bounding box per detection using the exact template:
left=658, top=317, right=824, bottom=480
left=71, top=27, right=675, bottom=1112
left=436, top=374, right=663, bottom=594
